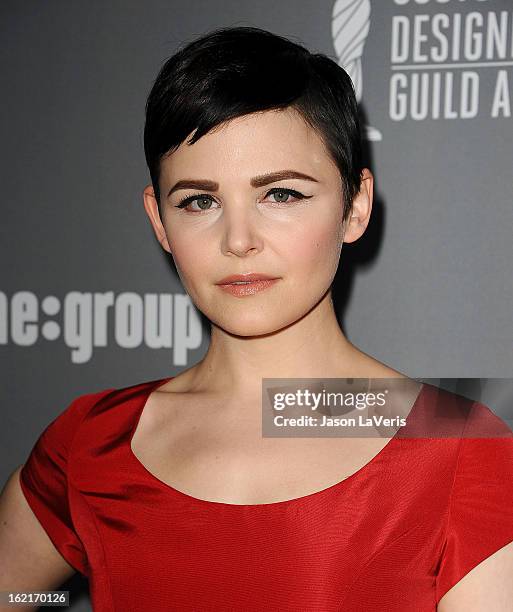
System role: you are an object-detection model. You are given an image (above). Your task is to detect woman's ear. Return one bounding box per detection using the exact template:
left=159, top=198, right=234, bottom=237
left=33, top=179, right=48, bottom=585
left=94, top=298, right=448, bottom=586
left=142, top=184, right=172, bottom=253
left=342, top=168, right=374, bottom=244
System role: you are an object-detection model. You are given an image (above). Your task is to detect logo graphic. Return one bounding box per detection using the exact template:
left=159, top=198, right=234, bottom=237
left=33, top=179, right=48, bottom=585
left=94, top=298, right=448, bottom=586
left=1, top=290, right=202, bottom=365
left=332, top=0, right=382, bottom=141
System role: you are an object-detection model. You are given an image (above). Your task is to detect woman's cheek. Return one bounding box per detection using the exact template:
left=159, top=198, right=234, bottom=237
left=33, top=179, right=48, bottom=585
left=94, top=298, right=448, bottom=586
left=293, top=222, right=340, bottom=271
left=168, top=239, right=206, bottom=296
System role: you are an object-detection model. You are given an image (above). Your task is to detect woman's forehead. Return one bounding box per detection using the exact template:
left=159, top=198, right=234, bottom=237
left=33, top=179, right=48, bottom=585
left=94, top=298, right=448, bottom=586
left=161, top=110, right=335, bottom=182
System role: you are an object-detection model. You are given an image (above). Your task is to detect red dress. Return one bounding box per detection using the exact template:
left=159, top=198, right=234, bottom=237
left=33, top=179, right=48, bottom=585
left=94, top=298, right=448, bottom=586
left=20, top=378, right=513, bottom=611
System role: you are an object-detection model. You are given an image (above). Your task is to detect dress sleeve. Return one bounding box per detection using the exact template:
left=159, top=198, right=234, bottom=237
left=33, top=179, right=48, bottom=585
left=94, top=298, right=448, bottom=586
left=435, top=401, right=513, bottom=604
left=19, top=390, right=110, bottom=576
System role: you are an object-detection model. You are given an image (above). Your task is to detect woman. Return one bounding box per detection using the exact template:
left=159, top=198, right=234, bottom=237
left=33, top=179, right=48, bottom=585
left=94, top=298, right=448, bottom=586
left=2, top=25, right=513, bottom=612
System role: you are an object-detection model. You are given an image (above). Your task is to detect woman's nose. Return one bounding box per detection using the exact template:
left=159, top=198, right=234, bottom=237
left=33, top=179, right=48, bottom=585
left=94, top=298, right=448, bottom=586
left=220, top=205, right=264, bottom=257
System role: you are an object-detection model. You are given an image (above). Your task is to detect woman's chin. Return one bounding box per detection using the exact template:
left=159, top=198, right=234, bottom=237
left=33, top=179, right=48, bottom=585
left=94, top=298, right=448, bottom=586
left=211, top=314, right=297, bottom=338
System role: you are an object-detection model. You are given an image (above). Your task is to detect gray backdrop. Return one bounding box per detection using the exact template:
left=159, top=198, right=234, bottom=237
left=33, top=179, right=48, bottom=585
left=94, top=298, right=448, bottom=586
left=2, top=1, right=512, bottom=609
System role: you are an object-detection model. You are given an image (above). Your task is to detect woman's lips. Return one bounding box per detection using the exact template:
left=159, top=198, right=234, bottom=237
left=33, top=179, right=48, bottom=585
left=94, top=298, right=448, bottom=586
left=216, top=278, right=280, bottom=297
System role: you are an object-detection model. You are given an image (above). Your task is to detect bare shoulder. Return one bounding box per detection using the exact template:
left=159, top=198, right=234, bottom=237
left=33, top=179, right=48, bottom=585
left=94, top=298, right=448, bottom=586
left=0, top=466, right=76, bottom=597
left=157, top=364, right=204, bottom=394
left=437, top=539, right=513, bottom=611
left=341, top=345, right=406, bottom=378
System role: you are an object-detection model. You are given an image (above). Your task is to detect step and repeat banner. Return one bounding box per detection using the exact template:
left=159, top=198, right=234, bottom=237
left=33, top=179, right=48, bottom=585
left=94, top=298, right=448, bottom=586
left=1, top=2, right=512, bottom=608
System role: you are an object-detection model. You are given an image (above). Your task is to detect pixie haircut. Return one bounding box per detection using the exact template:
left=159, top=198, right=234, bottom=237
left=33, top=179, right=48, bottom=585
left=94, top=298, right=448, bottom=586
left=144, top=26, right=364, bottom=222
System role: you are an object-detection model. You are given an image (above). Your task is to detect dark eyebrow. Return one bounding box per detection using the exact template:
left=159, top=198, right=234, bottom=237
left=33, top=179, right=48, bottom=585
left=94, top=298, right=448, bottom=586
left=166, top=170, right=319, bottom=198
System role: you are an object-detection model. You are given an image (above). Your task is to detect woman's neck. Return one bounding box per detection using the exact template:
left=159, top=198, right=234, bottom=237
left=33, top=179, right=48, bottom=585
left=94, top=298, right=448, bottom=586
left=183, top=290, right=403, bottom=398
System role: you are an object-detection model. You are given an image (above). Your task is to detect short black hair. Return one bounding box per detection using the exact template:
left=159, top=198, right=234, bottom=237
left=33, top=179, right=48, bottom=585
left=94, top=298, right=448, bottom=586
left=144, top=25, right=364, bottom=222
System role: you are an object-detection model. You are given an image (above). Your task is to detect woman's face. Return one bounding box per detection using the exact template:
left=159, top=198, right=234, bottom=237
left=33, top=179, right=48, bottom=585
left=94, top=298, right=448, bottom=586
left=145, top=108, right=367, bottom=337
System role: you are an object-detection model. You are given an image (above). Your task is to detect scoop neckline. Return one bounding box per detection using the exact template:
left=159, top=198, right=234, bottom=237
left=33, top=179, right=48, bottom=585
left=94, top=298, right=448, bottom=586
left=127, top=376, right=428, bottom=509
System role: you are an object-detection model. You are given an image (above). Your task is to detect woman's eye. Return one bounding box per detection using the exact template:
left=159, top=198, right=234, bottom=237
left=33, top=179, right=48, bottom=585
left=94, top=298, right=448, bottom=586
left=175, top=195, right=216, bottom=212
left=174, top=187, right=309, bottom=213
left=266, top=188, right=306, bottom=205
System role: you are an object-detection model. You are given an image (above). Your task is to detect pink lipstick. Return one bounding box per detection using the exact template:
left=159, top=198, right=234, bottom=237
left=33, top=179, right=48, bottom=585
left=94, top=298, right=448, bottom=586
left=216, top=273, right=280, bottom=297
